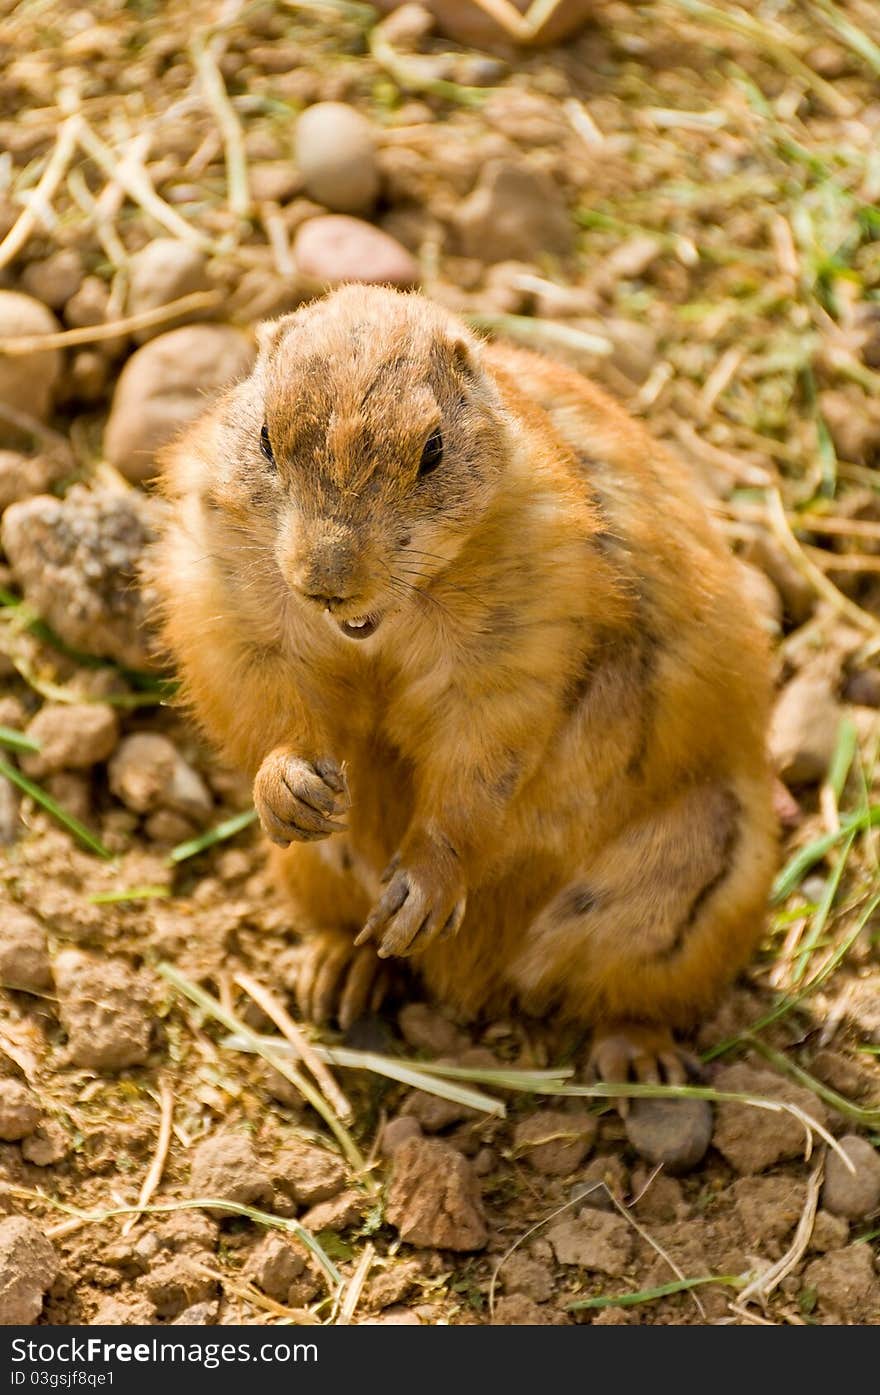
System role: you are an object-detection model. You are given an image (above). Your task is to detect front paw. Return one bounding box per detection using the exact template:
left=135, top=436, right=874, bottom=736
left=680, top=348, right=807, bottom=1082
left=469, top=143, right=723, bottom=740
left=254, top=751, right=349, bottom=846
left=356, top=833, right=466, bottom=959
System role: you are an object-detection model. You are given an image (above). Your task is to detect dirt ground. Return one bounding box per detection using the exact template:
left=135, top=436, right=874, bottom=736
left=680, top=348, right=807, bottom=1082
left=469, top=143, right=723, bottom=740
left=1, top=0, right=880, bottom=1328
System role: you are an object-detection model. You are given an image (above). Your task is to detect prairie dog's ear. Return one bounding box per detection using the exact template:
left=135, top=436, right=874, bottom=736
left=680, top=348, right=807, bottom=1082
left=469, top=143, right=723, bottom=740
left=449, top=333, right=481, bottom=378
left=256, top=314, right=299, bottom=356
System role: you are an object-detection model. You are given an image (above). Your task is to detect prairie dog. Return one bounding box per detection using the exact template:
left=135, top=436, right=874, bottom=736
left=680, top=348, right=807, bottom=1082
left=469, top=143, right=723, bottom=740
left=152, top=284, right=777, bottom=1081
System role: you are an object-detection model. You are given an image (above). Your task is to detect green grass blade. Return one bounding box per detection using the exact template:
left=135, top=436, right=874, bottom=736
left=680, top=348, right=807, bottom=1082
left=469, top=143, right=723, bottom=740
left=89, top=885, right=170, bottom=905
left=790, top=827, right=855, bottom=985
left=705, top=888, right=880, bottom=1060
left=749, top=1036, right=880, bottom=1129
left=0, top=726, right=39, bottom=754
left=772, top=805, right=880, bottom=902
left=227, top=1035, right=507, bottom=1117
left=568, top=1274, right=742, bottom=1311
left=168, top=808, right=258, bottom=864
left=158, top=963, right=366, bottom=1173
left=826, top=715, right=859, bottom=801
left=0, top=754, right=112, bottom=858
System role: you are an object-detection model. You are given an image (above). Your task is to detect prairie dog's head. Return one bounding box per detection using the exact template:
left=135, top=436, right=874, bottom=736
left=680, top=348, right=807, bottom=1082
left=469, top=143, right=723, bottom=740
left=209, top=285, right=511, bottom=642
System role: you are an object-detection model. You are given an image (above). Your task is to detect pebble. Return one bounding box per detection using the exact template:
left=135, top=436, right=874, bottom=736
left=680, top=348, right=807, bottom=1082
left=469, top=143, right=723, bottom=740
left=712, top=1063, right=828, bottom=1173
left=189, top=1132, right=273, bottom=1211
left=0, top=292, right=62, bottom=444
left=295, top=102, right=379, bottom=215
left=0, top=1079, right=41, bottom=1140
left=491, top=1295, right=556, bottom=1325
left=513, top=1108, right=597, bottom=1176
left=0, top=906, right=52, bottom=993
left=21, top=702, right=119, bottom=777
left=571, top=1153, right=629, bottom=1211
left=769, top=668, right=842, bottom=786
left=732, top=1176, right=807, bottom=1249
left=379, top=1115, right=423, bottom=1158
left=103, top=324, right=255, bottom=483
left=498, top=1252, right=554, bottom=1303
left=272, top=1141, right=348, bottom=1205
left=0, top=449, right=65, bottom=510
left=624, top=1097, right=713, bottom=1175
left=545, top=1209, right=633, bottom=1277
left=386, top=1136, right=487, bottom=1251
left=244, top=1233, right=305, bottom=1302
left=300, top=1189, right=364, bottom=1232
left=139, top=1257, right=218, bottom=1319
left=822, top=1135, right=880, bottom=1219
left=108, top=733, right=212, bottom=822
left=1, top=484, right=159, bottom=670
left=803, top=1244, right=880, bottom=1323
left=294, top=215, right=419, bottom=289
left=844, top=669, right=880, bottom=708
left=22, top=1121, right=67, bottom=1167
left=455, top=160, right=573, bottom=263
left=0, top=775, right=19, bottom=845
left=21, top=249, right=84, bottom=310
left=64, top=275, right=110, bottom=330
left=0, top=1216, right=58, bottom=1324
left=401, top=1088, right=476, bottom=1132
left=126, top=239, right=212, bottom=341
left=398, top=1001, right=465, bottom=1054
left=54, top=949, right=153, bottom=1071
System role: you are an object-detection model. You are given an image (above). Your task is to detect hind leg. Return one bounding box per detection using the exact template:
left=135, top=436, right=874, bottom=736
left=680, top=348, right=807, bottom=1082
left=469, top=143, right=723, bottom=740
left=509, top=777, right=776, bottom=1086
left=272, top=838, right=392, bottom=1029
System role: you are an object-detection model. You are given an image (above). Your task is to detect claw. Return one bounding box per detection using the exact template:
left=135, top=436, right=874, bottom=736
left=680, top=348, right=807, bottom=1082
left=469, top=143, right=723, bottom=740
left=291, top=930, right=390, bottom=1029
left=589, top=1024, right=698, bottom=1117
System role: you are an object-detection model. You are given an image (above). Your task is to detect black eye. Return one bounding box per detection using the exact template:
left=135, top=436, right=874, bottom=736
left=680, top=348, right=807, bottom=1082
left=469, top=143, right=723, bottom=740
left=260, top=423, right=275, bottom=467
left=419, top=428, right=443, bottom=477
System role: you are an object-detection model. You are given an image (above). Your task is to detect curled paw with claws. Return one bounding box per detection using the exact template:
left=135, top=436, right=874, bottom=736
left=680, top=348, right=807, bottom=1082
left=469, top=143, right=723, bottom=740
left=292, top=929, right=390, bottom=1029
left=588, top=1023, right=704, bottom=1116
left=254, top=751, right=349, bottom=846
left=355, top=831, right=467, bottom=959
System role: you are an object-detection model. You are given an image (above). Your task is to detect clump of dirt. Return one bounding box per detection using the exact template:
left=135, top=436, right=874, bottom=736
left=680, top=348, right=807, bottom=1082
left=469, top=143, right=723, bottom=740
left=1, top=0, right=880, bottom=1329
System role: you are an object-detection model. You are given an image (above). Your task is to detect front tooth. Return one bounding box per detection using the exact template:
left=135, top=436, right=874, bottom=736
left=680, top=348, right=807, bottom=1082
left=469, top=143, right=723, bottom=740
left=349, top=617, right=367, bottom=628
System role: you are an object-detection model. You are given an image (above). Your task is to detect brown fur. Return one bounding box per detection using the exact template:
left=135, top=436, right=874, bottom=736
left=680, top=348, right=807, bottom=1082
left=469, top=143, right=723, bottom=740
left=149, top=285, right=777, bottom=1066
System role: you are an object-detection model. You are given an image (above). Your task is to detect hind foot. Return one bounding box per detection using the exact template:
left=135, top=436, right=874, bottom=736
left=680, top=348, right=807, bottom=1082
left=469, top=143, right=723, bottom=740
left=292, top=928, right=390, bottom=1030
left=588, top=1022, right=703, bottom=1116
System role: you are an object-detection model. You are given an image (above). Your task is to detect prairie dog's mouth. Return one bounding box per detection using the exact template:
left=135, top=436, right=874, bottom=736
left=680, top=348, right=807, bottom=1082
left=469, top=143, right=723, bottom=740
left=338, top=613, right=381, bottom=640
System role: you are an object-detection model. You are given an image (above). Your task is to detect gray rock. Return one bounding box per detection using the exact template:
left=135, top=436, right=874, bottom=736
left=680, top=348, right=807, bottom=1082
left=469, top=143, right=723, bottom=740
left=822, top=1135, right=880, bottom=1219
left=624, top=1097, right=713, bottom=1175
